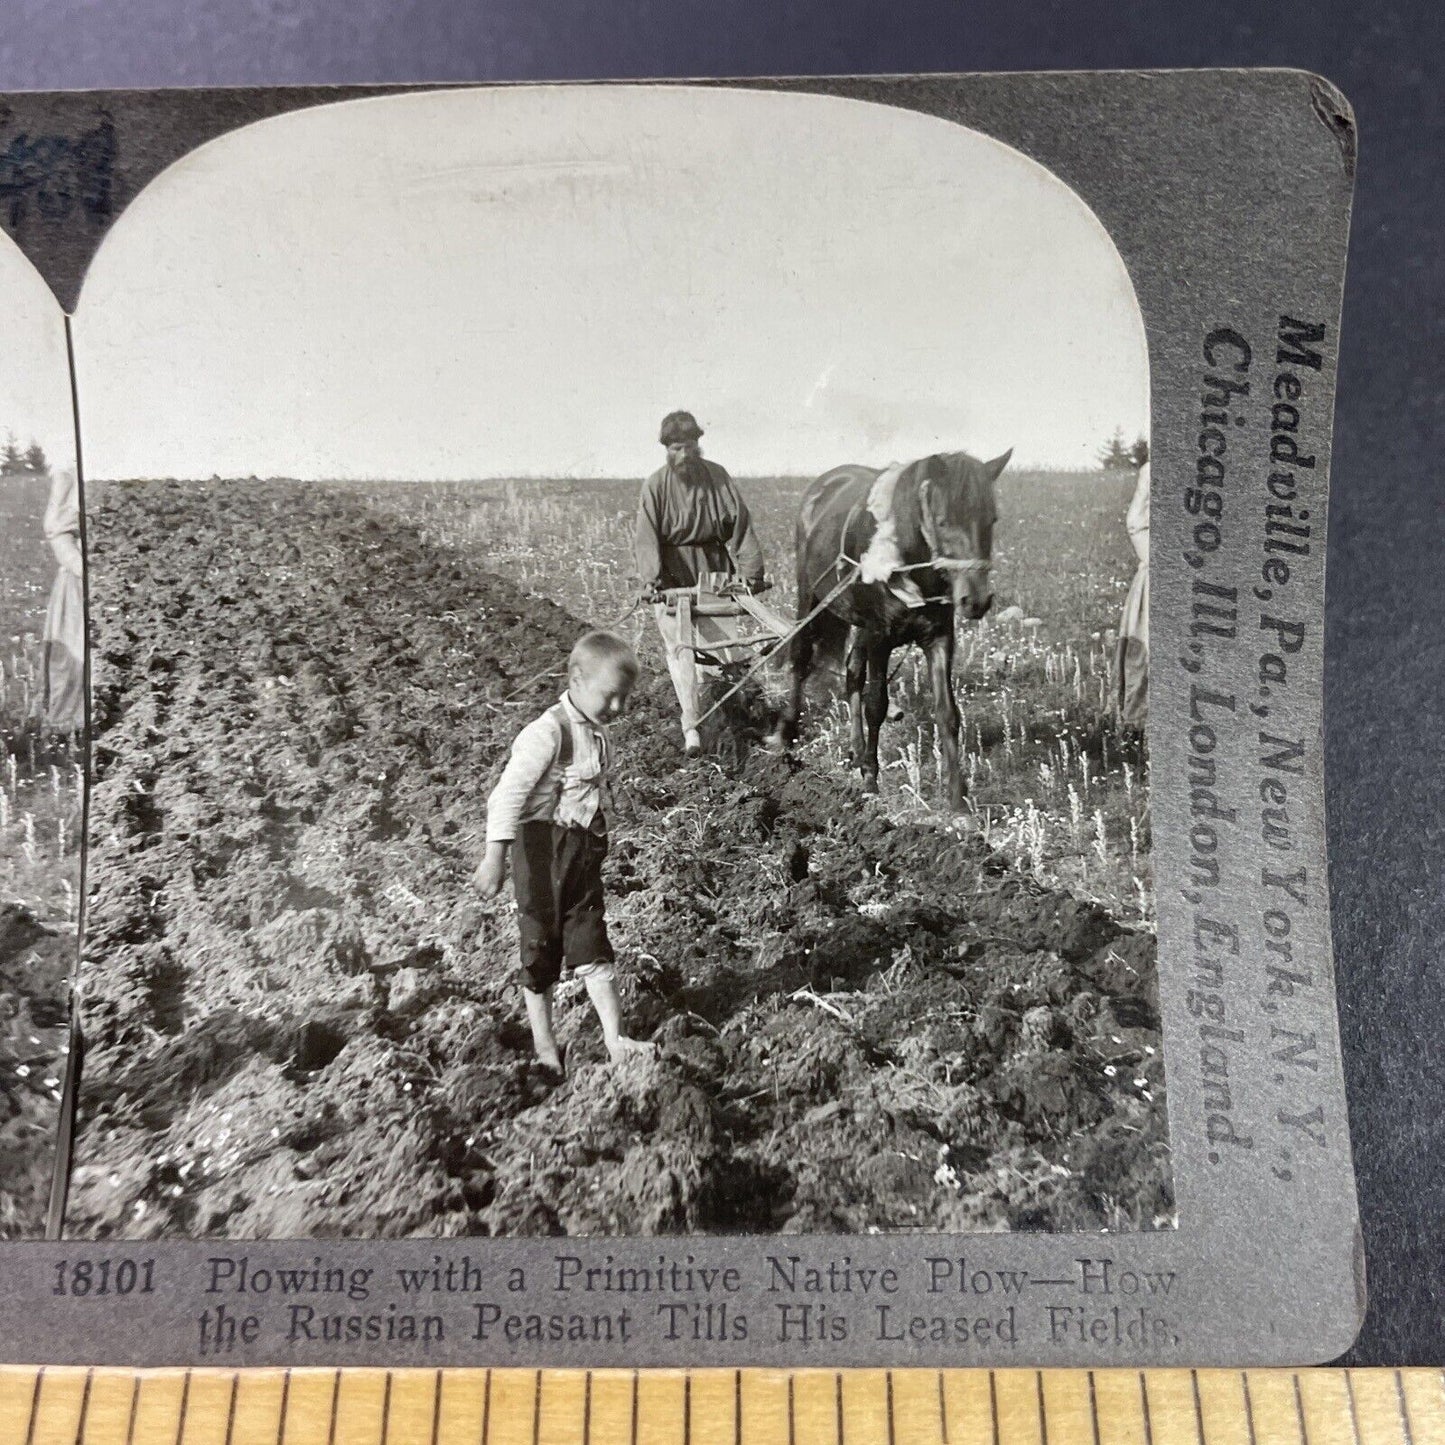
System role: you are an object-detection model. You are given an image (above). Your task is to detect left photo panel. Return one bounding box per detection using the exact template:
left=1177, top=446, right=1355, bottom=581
left=0, top=237, right=82, bottom=1236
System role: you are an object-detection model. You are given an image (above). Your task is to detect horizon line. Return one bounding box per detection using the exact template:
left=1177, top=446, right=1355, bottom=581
left=85, top=462, right=1134, bottom=487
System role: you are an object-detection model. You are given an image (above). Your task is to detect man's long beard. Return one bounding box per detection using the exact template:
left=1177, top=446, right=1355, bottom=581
left=676, top=454, right=706, bottom=484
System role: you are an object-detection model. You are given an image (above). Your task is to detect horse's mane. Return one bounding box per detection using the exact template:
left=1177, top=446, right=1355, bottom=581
left=891, top=452, right=995, bottom=541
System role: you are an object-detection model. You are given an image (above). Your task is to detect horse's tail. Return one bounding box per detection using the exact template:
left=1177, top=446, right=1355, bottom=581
left=809, top=610, right=850, bottom=671
left=793, top=468, right=869, bottom=674
left=793, top=538, right=849, bottom=670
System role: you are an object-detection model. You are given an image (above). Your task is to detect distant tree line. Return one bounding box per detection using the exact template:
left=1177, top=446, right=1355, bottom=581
left=0, top=433, right=49, bottom=477
left=1098, top=428, right=1148, bottom=471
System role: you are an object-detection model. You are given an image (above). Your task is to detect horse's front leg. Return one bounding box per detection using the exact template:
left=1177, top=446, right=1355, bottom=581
left=845, top=629, right=867, bottom=769
left=927, top=627, right=963, bottom=809
left=861, top=640, right=892, bottom=794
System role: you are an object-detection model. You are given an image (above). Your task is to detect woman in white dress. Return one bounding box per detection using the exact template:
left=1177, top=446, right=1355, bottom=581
left=40, top=466, right=85, bottom=734
left=1115, top=458, right=1149, bottom=732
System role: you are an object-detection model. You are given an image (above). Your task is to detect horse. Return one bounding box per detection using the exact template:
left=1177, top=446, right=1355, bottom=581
left=769, top=449, right=1011, bottom=808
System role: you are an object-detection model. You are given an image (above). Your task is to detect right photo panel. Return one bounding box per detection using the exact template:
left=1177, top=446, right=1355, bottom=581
left=64, top=85, right=1167, bottom=1242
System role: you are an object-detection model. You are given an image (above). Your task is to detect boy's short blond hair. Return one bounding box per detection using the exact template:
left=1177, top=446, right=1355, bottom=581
left=569, top=631, right=640, bottom=682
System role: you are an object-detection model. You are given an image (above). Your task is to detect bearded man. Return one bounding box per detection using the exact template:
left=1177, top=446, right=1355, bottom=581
left=635, top=411, right=767, bottom=754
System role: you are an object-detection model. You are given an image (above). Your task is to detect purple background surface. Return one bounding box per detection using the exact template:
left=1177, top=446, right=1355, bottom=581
left=2, top=0, right=1440, bottom=1366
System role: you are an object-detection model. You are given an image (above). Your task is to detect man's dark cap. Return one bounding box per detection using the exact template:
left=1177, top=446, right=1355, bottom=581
left=659, top=410, right=704, bottom=445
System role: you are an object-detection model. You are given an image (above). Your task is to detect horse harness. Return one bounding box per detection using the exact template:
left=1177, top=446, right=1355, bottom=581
left=689, top=472, right=990, bottom=731
left=827, top=498, right=991, bottom=607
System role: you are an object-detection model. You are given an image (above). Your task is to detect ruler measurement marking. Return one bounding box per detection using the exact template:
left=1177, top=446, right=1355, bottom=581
left=124, top=1375, right=140, bottom=1445
left=173, top=1370, right=191, bottom=1445
left=2, top=1366, right=1440, bottom=1444
left=75, top=1365, right=95, bottom=1445
left=1393, top=1371, right=1414, bottom=1445
left=23, top=1364, right=43, bottom=1445
left=223, top=1372, right=239, bottom=1445
left=277, top=1368, right=291, bottom=1445
left=326, top=1370, right=340, bottom=1445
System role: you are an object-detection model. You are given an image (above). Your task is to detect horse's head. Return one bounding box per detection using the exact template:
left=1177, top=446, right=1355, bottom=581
left=911, top=449, right=1011, bottom=619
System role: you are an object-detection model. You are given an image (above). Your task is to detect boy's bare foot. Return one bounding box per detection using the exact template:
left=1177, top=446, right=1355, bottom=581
left=607, top=1035, right=656, bottom=1064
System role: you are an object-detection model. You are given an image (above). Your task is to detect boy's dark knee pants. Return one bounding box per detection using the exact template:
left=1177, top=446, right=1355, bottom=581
left=511, top=821, right=613, bottom=993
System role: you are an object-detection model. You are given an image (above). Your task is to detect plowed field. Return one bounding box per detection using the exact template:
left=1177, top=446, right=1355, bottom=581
left=70, top=479, right=1170, bottom=1239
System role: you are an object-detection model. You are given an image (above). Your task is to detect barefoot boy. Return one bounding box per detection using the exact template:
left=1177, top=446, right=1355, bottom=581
left=474, top=631, right=653, bottom=1072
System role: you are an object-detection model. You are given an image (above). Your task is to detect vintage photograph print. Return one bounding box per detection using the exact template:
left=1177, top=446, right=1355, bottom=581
left=0, top=71, right=1363, bottom=1367
left=0, top=236, right=83, bottom=1238
left=66, top=85, right=1170, bottom=1242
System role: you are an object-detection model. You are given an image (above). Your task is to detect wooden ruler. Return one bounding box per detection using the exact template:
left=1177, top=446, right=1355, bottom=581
left=0, top=1368, right=1439, bottom=1445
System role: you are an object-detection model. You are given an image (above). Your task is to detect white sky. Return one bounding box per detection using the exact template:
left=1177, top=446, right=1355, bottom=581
left=0, top=241, right=75, bottom=473
left=74, top=85, right=1147, bottom=480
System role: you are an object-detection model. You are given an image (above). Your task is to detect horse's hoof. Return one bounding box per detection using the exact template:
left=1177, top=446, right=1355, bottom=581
left=683, top=729, right=703, bottom=757
left=861, top=774, right=880, bottom=796
left=765, top=729, right=791, bottom=755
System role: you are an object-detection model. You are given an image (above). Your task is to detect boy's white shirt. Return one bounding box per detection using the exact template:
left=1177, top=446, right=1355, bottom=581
left=485, top=692, right=609, bottom=843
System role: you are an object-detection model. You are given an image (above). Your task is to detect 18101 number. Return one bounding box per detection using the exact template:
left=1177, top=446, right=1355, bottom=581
left=52, top=1259, right=157, bottom=1297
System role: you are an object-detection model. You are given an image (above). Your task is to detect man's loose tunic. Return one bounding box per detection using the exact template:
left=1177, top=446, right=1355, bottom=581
left=634, top=459, right=766, bottom=590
